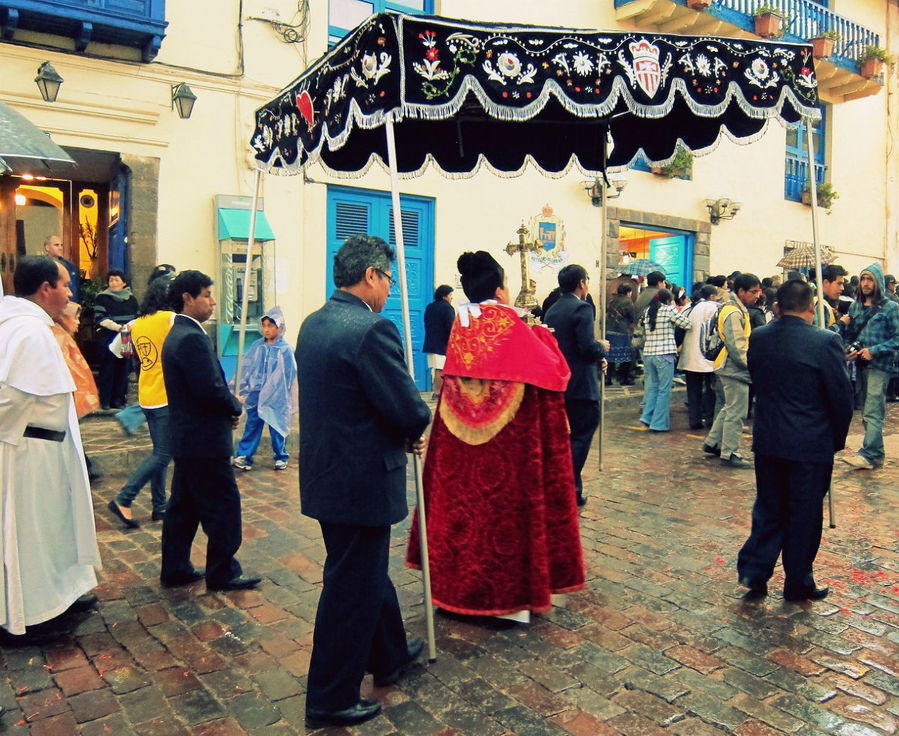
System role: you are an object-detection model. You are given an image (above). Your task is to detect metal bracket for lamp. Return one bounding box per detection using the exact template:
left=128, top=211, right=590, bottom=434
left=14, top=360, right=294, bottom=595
left=171, top=83, right=197, bottom=119
left=583, top=177, right=627, bottom=207
left=705, top=197, right=742, bottom=224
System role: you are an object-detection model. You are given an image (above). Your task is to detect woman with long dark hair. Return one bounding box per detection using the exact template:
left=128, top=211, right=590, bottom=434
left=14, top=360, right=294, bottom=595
left=640, top=289, right=692, bottom=431
left=107, top=270, right=176, bottom=528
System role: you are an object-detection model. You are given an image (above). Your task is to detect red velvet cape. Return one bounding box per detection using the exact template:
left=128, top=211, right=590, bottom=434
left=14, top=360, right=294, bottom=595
left=407, top=304, right=584, bottom=616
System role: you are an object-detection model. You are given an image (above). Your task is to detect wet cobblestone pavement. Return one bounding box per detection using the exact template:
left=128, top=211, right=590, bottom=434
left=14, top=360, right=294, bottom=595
left=2, top=392, right=897, bottom=735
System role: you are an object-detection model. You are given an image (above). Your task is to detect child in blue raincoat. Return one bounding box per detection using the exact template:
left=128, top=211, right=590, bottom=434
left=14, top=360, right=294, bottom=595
left=232, top=307, right=298, bottom=471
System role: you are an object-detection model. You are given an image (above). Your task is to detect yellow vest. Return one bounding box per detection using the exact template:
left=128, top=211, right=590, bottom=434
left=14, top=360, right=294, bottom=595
left=131, top=311, right=175, bottom=407
left=712, top=304, right=750, bottom=370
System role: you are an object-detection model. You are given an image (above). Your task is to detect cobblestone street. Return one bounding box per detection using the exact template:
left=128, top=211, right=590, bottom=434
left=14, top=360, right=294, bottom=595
left=2, top=393, right=897, bottom=735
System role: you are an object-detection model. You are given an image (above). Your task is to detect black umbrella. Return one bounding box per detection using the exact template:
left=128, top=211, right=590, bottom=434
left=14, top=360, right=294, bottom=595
left=248, top=12, right=824, bottom=657
left=0, top=100, right=74, bottom=174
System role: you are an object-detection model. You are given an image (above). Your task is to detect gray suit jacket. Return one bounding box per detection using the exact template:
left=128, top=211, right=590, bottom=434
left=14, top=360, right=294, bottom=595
left=295, top=290, right=431, bottom=526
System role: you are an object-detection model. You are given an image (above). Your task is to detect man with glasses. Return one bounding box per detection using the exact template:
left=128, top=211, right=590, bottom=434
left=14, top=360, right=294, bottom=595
left=295, top=235, right=431, bottom=729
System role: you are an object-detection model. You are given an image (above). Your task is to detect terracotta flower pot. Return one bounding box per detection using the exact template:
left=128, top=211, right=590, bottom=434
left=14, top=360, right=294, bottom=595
left=687, top=0, right=712, bottom=9
left=754, top=12, right=783, bottom=39
left=801, top=190, right=811, bottom=205
left=811, top=37, right=835, bottom=59
left=860, top=58, right=883, bottom=79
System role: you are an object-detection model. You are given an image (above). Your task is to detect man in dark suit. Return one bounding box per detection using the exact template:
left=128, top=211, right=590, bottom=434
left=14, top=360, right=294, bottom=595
left=737, top=280, right=852, bottom=602
left=160, top=270, right=260, bottom=592
left=543, top=264, right=608, bottom=507
left=295, top=235, right=431, bottom=729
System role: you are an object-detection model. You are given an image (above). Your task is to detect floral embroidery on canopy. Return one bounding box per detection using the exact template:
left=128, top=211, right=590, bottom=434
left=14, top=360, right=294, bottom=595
left=251, top=12, right=820, bottom=180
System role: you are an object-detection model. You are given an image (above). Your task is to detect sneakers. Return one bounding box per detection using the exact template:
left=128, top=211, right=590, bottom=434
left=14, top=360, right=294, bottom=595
left=232, top=456, right=252, bottom=471
left=702, top=443, right=721, bottom=457
left=274, top=460, right=288, bottom=471
left=843, top=454, right=875, bottom=470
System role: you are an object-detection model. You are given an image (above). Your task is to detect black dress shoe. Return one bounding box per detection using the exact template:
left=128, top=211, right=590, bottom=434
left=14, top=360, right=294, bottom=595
left=784, top=585, right=829, bottom=602
left=305, top=698, right=381, bottom=729
left=207, top=575, right=262, bottom=591
left=151, top=509, right=166, bottom=522
left=576, top=494, right=587, bottom=507
left=739, top=581, right=768, bottom=601
left=373, top=637, right=424, bottom=687
left=67, top=593, right=98, bottom=612
left=160, top=568, right=205, bottom=588
left=107, top=500, right=140, bottom=529
left=701, top=443, right=721, bottom=457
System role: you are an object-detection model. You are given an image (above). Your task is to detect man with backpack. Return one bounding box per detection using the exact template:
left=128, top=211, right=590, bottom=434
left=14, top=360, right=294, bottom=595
left=701, top=273, right=762, bottom=468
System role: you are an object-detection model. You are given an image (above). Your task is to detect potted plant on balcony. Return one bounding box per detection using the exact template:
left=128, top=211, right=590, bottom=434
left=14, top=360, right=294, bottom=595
left=753, top=4, right=785, bottom=38
left=660, top=148, right=694, bottom=179
left=801, top=182, right=838, bottom=212
left=859, top=45, right=891, bottom=79
left=687, top=0, right=712, bottom=10
left=810, top=30, right=840, bottom=60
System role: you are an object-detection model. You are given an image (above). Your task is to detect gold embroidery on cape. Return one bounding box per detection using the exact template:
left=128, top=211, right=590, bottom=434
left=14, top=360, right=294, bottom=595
left=449, top=307, right=517, bottom=369
left=439, top=379, right=524, bottom=446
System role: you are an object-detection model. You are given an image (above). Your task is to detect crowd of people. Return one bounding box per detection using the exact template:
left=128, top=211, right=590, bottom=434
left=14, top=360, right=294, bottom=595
left=1, top=235, right=896, bottom=729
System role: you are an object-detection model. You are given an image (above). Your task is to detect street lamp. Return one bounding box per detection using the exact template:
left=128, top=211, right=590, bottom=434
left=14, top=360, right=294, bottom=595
left=35, top=62, right=63, bottom=103
left=171, top=83, right=197, bottom=119
left=583, top=176, right=627, bottom=207
left=705, top=197, right=742, bottom=225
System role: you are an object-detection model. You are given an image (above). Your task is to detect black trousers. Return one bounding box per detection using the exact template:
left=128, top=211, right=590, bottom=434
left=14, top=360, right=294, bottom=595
left=306, top=523, right=408, bottom=712
left=565, top=398, right=600, bottom=497
left=684, top=371, right=715, bottom=428
left=98, top=347, right=130, bottom=407
left=160, top=457, right=243, bottom=586
left=737, top=455, right=831, bottom=596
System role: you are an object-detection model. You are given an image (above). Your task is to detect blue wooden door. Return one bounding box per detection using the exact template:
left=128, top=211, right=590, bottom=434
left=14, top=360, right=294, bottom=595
left=327, top=186, right=434, bottom=389
left=108, top=165, right=130, bottom=274
left=649, top=233, right=693, bottom=289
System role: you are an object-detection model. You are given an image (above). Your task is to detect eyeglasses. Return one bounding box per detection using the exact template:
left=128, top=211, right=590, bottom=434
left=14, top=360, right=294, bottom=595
left=375, top=268, right=396, bottom=288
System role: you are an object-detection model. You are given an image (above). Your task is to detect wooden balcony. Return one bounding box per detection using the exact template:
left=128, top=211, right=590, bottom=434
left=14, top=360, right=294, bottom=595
left=615, top=0, right=884, bottom=102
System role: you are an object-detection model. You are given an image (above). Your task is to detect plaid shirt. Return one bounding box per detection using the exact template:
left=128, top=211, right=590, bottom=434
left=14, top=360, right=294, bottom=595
left=842, top=297, right=899, bottom=372
left=642, top=304, right=692, bottom=356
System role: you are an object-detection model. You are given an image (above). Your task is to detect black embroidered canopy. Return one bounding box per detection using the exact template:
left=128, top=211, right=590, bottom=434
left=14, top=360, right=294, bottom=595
left=251, top=12, right=820, bottom=177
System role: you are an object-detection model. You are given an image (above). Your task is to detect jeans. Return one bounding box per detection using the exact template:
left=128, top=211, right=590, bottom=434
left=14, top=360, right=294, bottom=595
left=858, top=366, right=888, bottom=464
left=117, top=406, right=171, bottom=513
left=236, top=404, right=288, bottom=463
left=685, top=371, right=715, bottom=428
left=641, top=354, right=675, bottom=431
left=705, top=376, right=749, bottom=458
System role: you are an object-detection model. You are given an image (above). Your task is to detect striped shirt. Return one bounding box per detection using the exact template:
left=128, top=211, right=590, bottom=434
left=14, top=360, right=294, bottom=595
left=642, top=304, right=692, bottom=356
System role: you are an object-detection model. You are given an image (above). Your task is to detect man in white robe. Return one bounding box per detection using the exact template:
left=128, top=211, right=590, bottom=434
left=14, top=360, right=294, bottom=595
left=0, top=256, right=101, bottom=635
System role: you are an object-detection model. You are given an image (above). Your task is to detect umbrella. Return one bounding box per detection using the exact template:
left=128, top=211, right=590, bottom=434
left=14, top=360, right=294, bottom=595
left=777, top=243, right=835, bottom=269
left=0, top=100, right=75, bottom=173
left=249, top=11, right=823, bottom=660
left=620, top=259, right=664, bottom=278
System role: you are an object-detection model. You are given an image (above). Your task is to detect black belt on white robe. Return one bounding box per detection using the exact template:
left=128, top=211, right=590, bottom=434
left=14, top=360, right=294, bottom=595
left=23, top=426, right=66, bottom=442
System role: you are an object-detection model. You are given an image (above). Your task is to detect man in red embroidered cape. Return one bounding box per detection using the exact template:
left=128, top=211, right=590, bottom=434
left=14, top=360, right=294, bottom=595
left=407, top=251, right=585, bottom=619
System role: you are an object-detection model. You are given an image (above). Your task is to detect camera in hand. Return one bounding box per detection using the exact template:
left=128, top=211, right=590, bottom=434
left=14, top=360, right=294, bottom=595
left=845, top=340, right=862, bottom=355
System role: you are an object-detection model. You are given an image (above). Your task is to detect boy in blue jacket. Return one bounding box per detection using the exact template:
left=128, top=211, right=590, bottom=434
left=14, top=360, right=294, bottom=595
left=233, top=307, right=298, bottom=470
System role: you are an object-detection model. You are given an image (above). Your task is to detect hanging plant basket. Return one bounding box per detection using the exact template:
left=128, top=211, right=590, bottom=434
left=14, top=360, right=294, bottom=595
left=754, top=12, right=783, bottom=38
left=811, top=36, right=835, bottom=59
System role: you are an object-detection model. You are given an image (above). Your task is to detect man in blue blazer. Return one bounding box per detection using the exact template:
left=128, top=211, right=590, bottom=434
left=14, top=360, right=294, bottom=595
left=160, top=270, right=260, bottom=592
left=737, top=280, right=852, bottom=602
left=543, top=264, right=608, bottom=506
left=296, top=235, right=431, bottom=729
